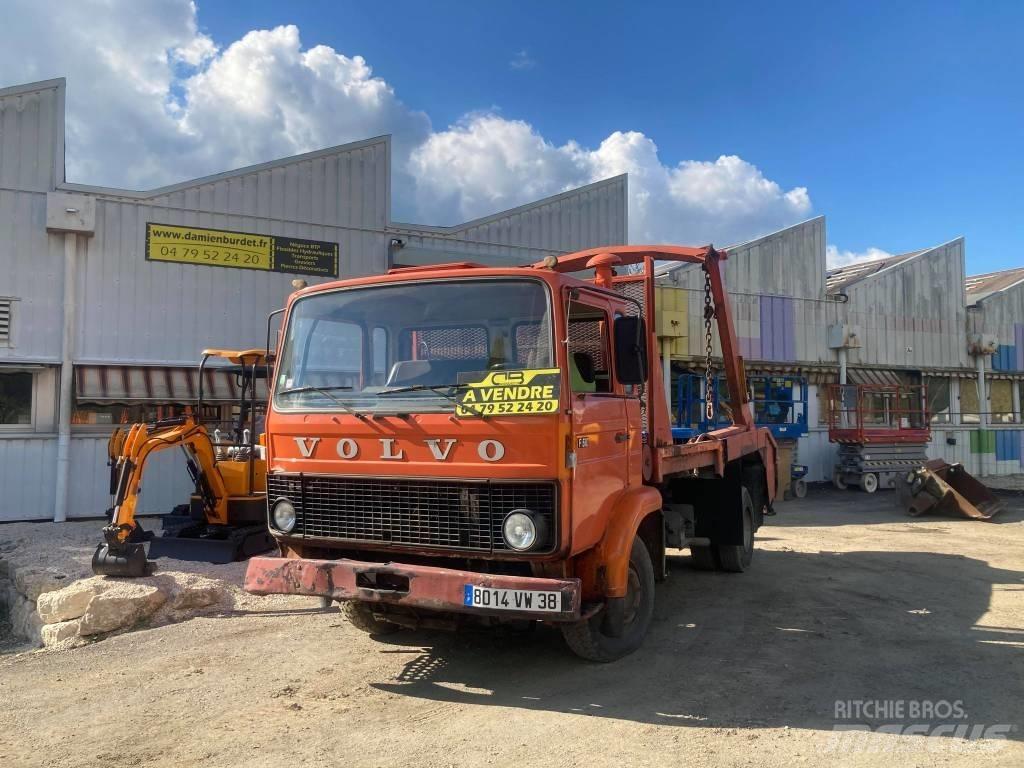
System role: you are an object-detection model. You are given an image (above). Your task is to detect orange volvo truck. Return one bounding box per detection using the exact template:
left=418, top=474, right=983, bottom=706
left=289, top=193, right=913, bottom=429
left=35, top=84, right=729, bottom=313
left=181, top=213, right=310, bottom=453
left=244, top=245, right=777, bottom=661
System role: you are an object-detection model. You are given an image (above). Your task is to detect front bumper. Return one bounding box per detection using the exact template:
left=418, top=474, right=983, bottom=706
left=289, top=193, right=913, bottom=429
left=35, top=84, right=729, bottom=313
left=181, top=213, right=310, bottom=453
left=244, top=556, right=582, bottom=622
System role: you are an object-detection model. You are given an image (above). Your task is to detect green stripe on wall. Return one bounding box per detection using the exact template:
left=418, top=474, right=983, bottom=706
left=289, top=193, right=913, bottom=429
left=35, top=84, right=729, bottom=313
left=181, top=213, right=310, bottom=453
left=970, top=429, right=996, bottom=454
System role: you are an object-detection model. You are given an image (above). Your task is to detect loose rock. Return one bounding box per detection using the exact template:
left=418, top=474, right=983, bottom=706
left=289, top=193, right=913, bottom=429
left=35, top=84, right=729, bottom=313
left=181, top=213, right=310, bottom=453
left=37, top=579, right=110, bottom=624
left=168, top=575, right=228, bottom=611
left=79, top=582, right=168, bottom=636
left=14, top=567, right=70, bottom=601
left=41, top=618, right=83, bottom=646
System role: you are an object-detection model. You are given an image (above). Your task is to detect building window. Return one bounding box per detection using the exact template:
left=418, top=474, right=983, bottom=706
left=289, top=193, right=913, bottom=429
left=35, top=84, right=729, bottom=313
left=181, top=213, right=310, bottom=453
left=924, top=376, right=951, bottom=424
left=0, top=371, right=33, bottom=426
left=989, top=380, right=1015, bottom=424
left=960, top=379, right=980, bottom=424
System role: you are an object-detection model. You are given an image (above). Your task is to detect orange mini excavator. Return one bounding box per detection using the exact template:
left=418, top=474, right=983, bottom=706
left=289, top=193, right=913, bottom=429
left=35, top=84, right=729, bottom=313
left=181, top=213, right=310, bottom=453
left=92, top=349, right=274, bottom=577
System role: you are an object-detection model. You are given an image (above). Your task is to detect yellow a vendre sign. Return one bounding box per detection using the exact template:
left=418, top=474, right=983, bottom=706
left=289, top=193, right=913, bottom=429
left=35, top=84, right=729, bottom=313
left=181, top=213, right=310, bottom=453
left=146, top=223, right=339, bottom=277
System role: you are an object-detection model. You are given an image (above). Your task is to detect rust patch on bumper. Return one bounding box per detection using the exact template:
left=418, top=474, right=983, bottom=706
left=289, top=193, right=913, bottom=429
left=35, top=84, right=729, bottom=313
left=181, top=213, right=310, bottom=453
left=244, top=556, right=581, bottom=621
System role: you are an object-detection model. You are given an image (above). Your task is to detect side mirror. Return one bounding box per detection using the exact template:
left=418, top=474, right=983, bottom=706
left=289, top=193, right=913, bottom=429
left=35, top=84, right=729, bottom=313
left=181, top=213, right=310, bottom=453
left=614, top=316, right=648, bottom=385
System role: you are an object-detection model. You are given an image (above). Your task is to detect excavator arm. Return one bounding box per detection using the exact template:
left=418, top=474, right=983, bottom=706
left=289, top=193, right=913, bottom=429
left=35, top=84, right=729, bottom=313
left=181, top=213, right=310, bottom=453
left=93, top=417, right=229, bottom=576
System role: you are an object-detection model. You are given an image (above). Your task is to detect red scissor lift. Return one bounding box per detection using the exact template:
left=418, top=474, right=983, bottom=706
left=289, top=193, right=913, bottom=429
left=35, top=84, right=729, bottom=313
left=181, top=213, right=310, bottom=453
left=828, top=384, right=930, bottom=493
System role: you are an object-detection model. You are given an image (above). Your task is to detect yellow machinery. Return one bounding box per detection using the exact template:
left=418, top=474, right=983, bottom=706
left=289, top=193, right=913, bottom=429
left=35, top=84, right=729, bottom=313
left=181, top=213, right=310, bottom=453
left=92, top=349, right=273, bottom=577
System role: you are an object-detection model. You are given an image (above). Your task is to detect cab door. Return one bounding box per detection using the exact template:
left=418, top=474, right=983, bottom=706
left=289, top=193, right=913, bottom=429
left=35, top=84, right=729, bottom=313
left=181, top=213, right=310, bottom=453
left=566, top=290, right=629, bottom=553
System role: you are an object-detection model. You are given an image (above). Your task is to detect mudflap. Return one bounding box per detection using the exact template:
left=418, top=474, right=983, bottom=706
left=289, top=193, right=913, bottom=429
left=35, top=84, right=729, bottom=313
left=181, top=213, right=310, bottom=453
left=148, top=523, right=276, bottom=564
left=92, top=542, right=153, bottom=578
left=688, top=461, right=746, bottom=546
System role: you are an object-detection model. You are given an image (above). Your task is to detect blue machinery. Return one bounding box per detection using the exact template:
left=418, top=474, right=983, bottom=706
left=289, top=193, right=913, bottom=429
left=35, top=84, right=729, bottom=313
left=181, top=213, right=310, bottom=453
left=672, top=373, right=810, bottom=496
left=672, top=373, right=809, bottom=440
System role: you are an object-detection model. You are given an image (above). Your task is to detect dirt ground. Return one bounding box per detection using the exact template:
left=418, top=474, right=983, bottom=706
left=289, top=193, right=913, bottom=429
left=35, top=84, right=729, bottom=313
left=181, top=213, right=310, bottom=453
left=1, top=488, right=1022, bottom=768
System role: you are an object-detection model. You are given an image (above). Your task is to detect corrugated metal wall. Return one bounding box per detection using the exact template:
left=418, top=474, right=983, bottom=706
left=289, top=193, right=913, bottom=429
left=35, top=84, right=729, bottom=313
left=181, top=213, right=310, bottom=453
left=662, top=216, right=825, bottom=298
left=976, top=282, right=1024, bottom=371
left=68, top=437, right=191, bottom=518
left=0, top=438, right=56, bottom=519
left=0, top=81, right=64, bottom=362
left=391, top=175, right=628, bottom=265
left=0, top=190, right=63, bottom=361
left=0, top=80, right=60, bottom=193
left=658, top=217, right=833, bottom=363
left=73, top=139, right=390, bottom=364
left=840, top=239, right=968, bottom=369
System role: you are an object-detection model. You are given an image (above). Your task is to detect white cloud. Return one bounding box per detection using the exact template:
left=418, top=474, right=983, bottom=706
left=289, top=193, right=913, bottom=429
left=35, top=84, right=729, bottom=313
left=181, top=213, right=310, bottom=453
left=177, top=25, right=430, bottom=197
left=0, top=0, right=814, bottom=247
left=0, top=2, right=428, bottom=191
left=826, top=245, right=894, bottom=269
left=509, top=50, right=537, bottom=71
left=411, top=115, right=812, bottom=245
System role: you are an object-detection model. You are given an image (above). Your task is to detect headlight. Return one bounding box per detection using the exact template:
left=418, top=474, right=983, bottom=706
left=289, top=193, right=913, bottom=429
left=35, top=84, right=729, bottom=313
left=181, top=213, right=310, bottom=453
left=503, top=509, right=545, bottom=551
left=272, top=498, right=296, bottom=533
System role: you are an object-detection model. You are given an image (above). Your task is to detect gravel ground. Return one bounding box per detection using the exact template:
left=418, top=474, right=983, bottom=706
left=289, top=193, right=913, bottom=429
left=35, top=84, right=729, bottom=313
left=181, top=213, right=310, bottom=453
left=0, top=489, right=1022, bottom=768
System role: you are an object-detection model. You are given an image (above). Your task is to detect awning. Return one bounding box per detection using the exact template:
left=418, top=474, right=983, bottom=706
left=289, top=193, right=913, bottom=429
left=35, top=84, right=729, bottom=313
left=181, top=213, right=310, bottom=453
left=847, top=368, right=918, bottom=387
left=74, top=365, right=269, bottom=405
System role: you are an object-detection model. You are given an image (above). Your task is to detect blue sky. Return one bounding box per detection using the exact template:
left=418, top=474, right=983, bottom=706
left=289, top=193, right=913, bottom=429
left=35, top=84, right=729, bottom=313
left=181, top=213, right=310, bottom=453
left=196, top=0, right=1023, bottom=273
left=2, top=1, right=1020, bottom=274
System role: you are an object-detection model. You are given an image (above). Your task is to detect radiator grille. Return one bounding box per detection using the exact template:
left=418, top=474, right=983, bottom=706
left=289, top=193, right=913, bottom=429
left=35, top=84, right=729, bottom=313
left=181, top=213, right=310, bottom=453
left=267, top=474, right=557, bottom=553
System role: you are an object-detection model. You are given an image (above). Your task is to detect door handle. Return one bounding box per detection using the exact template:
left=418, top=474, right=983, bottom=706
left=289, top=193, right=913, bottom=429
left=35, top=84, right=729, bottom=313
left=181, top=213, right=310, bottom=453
left=614, top=431, right=629, bottom=443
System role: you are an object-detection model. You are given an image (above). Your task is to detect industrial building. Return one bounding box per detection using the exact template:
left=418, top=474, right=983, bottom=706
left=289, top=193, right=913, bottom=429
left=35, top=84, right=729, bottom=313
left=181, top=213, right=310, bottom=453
left=656, top=218, right=1024, bottom=482
left=0, top=77, right=626, bottom=522
left=2, top=76, right=1022, bottom=524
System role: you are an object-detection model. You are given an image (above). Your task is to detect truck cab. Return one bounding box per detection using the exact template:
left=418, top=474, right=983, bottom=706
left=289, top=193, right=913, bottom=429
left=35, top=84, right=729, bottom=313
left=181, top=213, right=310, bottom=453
left=245, top=246, right=776, bottom=661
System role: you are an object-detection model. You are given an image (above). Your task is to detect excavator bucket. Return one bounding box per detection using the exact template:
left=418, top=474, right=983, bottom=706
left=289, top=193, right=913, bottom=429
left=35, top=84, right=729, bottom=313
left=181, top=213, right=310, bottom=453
left=897, top=459, right=1005, bottom=521
left=91, top=542, right=153, bottom=577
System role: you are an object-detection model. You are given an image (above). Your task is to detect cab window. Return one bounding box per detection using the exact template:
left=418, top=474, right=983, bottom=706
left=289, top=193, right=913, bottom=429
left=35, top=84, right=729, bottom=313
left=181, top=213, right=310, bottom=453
left=567, top=302, right=612, bottom=394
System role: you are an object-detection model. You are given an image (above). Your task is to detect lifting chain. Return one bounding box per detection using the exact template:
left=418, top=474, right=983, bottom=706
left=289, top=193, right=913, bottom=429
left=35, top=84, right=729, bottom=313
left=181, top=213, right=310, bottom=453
left=702, top=267, right=715, bottom=422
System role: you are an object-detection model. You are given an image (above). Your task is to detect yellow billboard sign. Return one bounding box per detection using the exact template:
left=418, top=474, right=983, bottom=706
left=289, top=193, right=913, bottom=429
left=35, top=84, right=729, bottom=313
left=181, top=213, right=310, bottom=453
left=146, top=223, right=338, bottom=277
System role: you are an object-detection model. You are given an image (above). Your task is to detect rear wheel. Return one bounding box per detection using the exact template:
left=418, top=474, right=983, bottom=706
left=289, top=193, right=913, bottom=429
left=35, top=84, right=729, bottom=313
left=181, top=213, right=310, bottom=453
left=689, top=544, right=718, bottom=570
left=561, top=537, right=655, bottom=662
left=717, top=487, right=755, bottom=573
left=342, top=601, right=401, bottom=635
left=833, top=471, right=848, bottom=490
left=860, top=472, right=879, bottom=494
left=792, top=478, right=808, bottom=499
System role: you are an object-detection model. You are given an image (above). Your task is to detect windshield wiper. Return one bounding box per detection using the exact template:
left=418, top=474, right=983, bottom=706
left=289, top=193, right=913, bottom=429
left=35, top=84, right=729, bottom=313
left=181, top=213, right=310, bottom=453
left=276, top=385, right=364, bottom=418
left=378, top=382, right=484, bottom=416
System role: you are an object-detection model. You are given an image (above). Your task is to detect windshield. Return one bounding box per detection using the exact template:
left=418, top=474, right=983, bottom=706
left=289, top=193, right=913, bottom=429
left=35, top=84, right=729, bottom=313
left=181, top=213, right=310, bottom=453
left=273, top=278, right=554, bottom=412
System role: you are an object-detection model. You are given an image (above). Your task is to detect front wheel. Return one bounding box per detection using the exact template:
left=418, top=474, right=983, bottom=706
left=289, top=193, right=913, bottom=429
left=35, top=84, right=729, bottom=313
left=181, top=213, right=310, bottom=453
left=561, top=537, right=655, bottom=662
left=342, top=600, right=401, bottom=635
left=860, top=472, right=879, bottom=493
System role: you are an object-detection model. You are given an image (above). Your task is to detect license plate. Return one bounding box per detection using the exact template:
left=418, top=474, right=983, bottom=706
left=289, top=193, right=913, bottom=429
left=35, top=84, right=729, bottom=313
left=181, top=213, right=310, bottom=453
left=463, top=585, right=561, bottom=613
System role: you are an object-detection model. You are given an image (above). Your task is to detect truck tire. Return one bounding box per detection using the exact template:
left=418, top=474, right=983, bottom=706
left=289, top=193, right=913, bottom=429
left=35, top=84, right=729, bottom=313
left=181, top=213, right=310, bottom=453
left=717, top=487, right=755, bottom=573
left=561, top=537, right=655, bottom=662
left=689, top=544, right=718, bottom=570
left=342, top=600, right=401, bottom=635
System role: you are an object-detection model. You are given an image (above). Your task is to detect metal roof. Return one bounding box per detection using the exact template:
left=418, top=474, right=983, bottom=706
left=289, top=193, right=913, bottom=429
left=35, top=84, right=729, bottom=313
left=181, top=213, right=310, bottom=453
left=964, top=267, right=1024, bottom=304
left=825, top=250, right=924, bottom=293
